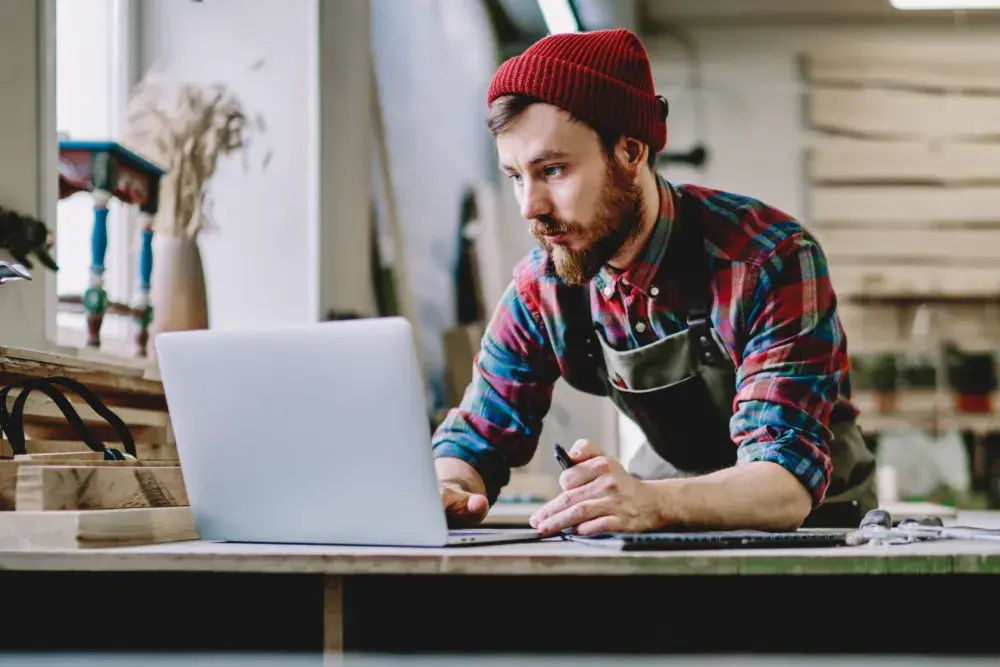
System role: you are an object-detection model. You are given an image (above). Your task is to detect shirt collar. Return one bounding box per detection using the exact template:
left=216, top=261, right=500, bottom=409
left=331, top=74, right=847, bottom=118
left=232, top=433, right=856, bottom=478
left=593, top=175, right=675, bottom=299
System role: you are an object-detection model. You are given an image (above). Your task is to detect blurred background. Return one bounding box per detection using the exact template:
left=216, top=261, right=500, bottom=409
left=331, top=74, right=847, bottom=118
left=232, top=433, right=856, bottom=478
left=2, top=0, right=1000, bottom=514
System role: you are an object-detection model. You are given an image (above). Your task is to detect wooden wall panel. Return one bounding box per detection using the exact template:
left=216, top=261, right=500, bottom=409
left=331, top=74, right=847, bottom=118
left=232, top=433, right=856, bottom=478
left=837, top=303, right=906, bottom=346
left=808, top=137, right=1000, bottom=185
left=803, top=45, right=1000, bottom=434
left=802, top=45, right=1000, bottom=93
left=837, top=302, right=1000, bottom=351
left=808, top=87, right=1000, bottom=139
left=813, top=228, right=1000, bottom=262
left=829, top=263, right=1000, bottom=298
left=810, top=186, right=1000, bottom=225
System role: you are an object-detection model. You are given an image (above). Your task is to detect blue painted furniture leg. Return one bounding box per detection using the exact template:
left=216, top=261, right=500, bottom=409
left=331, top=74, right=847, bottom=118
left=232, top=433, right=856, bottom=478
left=83, top=190, right=111, bottom=347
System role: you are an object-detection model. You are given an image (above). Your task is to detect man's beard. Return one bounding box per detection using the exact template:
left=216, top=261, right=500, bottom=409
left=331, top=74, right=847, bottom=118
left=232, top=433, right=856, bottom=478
left=530, top=158, right=644, bottom=286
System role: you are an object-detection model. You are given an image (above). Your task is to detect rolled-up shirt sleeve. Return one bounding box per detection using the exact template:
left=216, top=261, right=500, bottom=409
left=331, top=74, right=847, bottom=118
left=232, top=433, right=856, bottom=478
left=730, top=234, right=843, bottom=505
left=432, top=281, right=560, bottom=505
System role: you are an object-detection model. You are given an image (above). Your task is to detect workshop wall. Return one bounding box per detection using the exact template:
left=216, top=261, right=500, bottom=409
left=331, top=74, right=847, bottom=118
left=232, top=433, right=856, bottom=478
left=138, top=0, right=318, bottom=330
left=0, top=0, right=55, bottom=351
left=370, top=0, right=500, bottom=413
left=635, top=22, right=1000, bottom=499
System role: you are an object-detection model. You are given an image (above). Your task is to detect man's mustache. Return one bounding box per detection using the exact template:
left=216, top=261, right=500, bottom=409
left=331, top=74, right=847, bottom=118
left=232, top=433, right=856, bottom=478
left=531, top=215, right=572, bottom=237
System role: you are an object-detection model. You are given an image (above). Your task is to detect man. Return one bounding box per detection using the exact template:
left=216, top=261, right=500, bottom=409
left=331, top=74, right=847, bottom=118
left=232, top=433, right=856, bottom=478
left=431, top=28, right=876, bottom=536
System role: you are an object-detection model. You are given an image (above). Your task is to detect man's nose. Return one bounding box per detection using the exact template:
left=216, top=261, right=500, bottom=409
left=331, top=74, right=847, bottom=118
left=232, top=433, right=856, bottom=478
left=519, top=182, right=551, bottom=221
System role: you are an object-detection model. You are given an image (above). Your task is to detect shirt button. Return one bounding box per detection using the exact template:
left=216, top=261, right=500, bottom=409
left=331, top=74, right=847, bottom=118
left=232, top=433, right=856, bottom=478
left=650, top=286, right=659, bottom=297
left=603, top=286, right=613, bottom=298
left=635, top=322, right=647, bottom=333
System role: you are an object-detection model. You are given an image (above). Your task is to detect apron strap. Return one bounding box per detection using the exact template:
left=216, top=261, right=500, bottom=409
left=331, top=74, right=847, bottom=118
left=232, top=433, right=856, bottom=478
left=668, top=187, right=719, bottom=367
left=566, top=285, right=608, bottom=376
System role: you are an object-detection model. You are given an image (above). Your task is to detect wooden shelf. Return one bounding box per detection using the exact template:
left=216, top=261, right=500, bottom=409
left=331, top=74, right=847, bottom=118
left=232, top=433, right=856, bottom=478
left=853, top=389, right=1000, bottom=433
left=846, top=294, right=1000, bottom=305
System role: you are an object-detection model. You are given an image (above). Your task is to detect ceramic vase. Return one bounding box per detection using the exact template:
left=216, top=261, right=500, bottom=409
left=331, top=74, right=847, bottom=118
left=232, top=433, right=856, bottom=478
left=148, top=234, right=208, bottom=357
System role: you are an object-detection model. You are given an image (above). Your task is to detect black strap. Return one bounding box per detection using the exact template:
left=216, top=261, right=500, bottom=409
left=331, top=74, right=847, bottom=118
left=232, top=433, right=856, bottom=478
left=0, top=375, right=137, bottom=459
left=670, top=188, right=719, bottom=367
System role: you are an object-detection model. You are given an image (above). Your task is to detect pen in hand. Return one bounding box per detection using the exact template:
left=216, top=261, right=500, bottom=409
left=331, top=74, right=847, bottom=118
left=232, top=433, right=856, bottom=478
left=554, top=443, right=575, bottom=470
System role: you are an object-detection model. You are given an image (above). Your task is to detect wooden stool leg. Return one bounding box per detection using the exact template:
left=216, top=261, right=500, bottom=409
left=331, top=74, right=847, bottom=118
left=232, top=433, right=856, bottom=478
left=83, top=190, right=111, bottom=348
left=324, top=575, right=344, bottom=664
left=133, top=213, right=154, bottom=356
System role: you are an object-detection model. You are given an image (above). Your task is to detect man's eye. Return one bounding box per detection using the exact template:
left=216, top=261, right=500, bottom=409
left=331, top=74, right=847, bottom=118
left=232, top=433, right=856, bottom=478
left=544, top=165, right=564, bottom=177
left=507, top=173, right=523, bottom=184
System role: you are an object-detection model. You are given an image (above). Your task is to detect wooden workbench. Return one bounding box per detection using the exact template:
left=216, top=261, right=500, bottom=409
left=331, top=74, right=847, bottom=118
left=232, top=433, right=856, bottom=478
left=3, top=513, right=1000, bottom=657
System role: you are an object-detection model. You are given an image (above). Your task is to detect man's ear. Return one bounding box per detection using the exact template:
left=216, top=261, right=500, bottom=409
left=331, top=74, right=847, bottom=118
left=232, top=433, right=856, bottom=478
left=620, top=137, right=647, bottom=172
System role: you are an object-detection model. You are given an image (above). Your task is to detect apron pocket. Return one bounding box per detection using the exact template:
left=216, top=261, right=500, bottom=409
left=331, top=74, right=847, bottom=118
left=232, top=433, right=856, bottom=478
left=614, top=372, right=737, bottom=474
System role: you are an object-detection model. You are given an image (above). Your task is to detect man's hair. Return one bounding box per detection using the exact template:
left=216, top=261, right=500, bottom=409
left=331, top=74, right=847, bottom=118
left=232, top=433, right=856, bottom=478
left=486, top=94, right=658, bottom=168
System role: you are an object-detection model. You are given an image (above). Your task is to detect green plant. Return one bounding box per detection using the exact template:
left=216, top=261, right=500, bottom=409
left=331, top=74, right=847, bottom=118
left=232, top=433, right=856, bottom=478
left=870, top=354, right=899, bottom=392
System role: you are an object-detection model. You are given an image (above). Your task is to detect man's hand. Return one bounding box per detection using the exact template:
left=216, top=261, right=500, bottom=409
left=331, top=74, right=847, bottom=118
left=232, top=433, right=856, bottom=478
left=439, top=480, right=489, bottom=528
left=529, top=439, right=664, bottom=536
left=435, top=457, right=489, bottom=528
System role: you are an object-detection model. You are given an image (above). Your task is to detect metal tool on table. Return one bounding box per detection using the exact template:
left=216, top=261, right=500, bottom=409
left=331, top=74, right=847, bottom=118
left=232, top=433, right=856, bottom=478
left=848, top=508, right=1000, bottom=546
left=0, top=261, right=31, bottom=285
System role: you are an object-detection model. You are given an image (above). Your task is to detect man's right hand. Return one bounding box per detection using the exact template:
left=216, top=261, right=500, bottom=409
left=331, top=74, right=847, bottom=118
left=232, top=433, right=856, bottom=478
left=435, top=457, right=490, bottom=528
left=439, top=481, right=489, bottom=528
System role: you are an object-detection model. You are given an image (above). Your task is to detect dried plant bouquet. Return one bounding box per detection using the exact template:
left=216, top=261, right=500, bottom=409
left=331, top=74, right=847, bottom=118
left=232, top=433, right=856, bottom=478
left=119, top=72, right=269, bottom=239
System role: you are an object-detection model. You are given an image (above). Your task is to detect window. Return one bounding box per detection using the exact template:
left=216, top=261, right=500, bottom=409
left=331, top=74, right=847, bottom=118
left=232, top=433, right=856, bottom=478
left=55, top=0, right=134, bottom=351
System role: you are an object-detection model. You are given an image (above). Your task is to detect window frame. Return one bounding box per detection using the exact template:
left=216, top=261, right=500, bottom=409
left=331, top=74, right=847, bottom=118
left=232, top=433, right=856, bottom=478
left=53, top=0, right=141, bottom=354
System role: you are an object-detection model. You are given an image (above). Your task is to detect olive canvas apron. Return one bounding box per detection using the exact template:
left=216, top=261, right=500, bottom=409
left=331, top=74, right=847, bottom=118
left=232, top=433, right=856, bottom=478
left=563, top=187, right=877, bottom=528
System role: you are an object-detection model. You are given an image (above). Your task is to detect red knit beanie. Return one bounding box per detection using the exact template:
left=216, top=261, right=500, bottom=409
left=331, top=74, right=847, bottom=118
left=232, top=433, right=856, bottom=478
left=487, top=28, right=667, bottom=154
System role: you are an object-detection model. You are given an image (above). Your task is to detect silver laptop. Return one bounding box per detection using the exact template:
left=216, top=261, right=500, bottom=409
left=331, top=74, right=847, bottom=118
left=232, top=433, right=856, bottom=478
left=154, top=317, right=542, bottom=547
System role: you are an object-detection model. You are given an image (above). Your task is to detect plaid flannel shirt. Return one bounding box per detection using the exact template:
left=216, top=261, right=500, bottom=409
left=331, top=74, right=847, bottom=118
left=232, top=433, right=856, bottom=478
left=432, top=176, right=852, bottom=507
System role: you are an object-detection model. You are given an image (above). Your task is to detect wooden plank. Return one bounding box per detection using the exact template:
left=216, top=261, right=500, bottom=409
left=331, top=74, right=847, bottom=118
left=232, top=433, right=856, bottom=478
left=12, top=458, right=180, bottom=467
left=0, top=506, right=198, bottom=550
left=15, top=465, right=188, bottom=511
left=859, top=410, right=1000, bottom=435
left=13, top=451, right=106, bottom=462
left=2, top=387, right=169, bottom=428
left=813, top=228, right=1000, bottom=262
left=830, top=263, right=1000, bottom=298
left=0, top=358, right=164, bottom=397
left=837, top=302, right=1000, bottom=351
left=0, top=345, right=146, bottom=377
left=802, top=46, right=1000, bottom=93
left=0, top=438, right=177, bottom=460
left=0, top=462, right=15, bottom=510
left=22, top=420, right=168, bottom=445
left=836, top=303, right=905, bottom=343
left=808, top=87, right=1000, bottom=139
left=0, top=459, right=181, bottom=510
left=808, top=137, right=1000, bottom=185
left=810, top=186, right=1000, bottom=225
left=324, top=576, right=344, bottom=661
left=6, top=529, right=1000, bottom=576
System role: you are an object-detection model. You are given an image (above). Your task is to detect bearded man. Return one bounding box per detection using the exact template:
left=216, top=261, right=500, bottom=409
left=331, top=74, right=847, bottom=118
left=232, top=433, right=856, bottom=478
left=431, top=28, right=877, bottom=536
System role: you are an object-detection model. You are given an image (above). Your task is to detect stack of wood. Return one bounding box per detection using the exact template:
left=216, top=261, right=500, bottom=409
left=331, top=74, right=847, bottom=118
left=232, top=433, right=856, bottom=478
left=0, top=346, right=197, bottom=549
left=800, top=43, right=1000, bottom=435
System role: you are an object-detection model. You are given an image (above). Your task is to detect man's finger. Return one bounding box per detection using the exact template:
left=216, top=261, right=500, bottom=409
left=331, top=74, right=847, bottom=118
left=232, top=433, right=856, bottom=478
left=441, top=486, right=488, bottom=527
left=559, top=455, right=614, bottom=490
left=575, top=515, right=623, bottom=536
left=569, top=438, right=605, bottom=463
left=537, top=497, right=611, bottom=536
left=529, top=478, right=602, bottom=527
left=465, top=493, right=489, bottom=517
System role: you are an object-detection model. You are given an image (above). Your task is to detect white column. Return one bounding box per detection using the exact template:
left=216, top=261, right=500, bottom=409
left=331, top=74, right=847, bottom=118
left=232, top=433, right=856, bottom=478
left=0, top=0, right=57, bottom=351
left=313, top=0, right=375, bottom=320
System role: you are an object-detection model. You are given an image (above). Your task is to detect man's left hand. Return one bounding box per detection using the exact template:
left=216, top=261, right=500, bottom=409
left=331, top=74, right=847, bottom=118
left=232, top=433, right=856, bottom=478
left=529, top=439, right=664, bottom=536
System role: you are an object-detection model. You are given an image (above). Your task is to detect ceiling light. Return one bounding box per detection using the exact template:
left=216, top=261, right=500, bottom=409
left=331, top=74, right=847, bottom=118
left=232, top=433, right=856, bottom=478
left=537, top=0, right=579, bottom=34
left=890, top=0, right=1000, bottom=9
